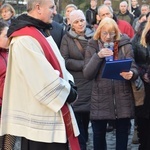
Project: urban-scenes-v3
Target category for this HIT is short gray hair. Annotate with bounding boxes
[141,4,150,10]
[26,0,44,12]
[98,4,113,16]
[120,1,128,6]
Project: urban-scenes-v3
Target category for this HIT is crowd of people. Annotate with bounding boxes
[0,0,149,150]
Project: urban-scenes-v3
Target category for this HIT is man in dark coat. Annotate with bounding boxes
[86,0,98,28]
[117,1,134,25]
[50,21,64,48]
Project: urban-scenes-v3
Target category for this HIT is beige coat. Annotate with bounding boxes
[0,35,79,143]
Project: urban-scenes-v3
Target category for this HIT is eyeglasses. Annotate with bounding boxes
[101,31,116,37]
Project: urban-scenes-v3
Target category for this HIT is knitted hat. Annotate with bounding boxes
[69,10,85,26]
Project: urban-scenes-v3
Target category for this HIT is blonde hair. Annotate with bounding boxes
[0,3,16,17]
[65,4,77,12]
[140,16,150,47]
[93,17,121,40]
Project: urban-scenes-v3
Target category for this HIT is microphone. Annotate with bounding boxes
[104,42,109,48]
[109,42,114,50]
[105,42,114,61]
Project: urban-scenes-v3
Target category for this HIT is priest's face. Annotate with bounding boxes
[38,0,55,23]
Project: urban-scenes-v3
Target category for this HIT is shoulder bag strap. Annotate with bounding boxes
[74,39,84,55]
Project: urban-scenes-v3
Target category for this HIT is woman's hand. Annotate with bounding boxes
[98,48,113,58]
[120,71,133,80]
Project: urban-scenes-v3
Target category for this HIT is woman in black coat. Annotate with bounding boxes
[131,16,150,150]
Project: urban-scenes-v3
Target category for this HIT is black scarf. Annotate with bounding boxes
[7,14,52,37]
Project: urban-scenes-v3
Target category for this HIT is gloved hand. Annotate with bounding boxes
[66,80,78,104]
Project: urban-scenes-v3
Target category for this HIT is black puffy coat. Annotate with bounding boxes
[131,22,150,119]
[50,21,64,48]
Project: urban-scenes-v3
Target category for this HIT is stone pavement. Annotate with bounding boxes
[14,120,139,150]
[87,119,139,150]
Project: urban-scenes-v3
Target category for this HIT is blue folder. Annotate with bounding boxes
[102,59,132,80]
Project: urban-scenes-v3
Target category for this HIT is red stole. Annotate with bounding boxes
[10,26,80,150]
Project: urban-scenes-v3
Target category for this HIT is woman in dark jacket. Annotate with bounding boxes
[83,17,138,150]
[131,16,150,150]
[60,9,94,150]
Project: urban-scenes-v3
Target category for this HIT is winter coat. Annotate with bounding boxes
[50,21,64,48]
[131,6,141,19]
[86,7,98,27]
[61,18,70,34]
[83,34,138,120]
[132,33,150,70]
[117,19,134,38]
[53,13,63,24]
[131,21,150,119]
[60,27,94,112]
[117,10,134,25]
[0,49,7,107]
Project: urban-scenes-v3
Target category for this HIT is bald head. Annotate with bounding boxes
[27,0,54,12]
[27,0,55,23]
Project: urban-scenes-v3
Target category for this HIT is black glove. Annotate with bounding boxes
[66,80,78,104]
